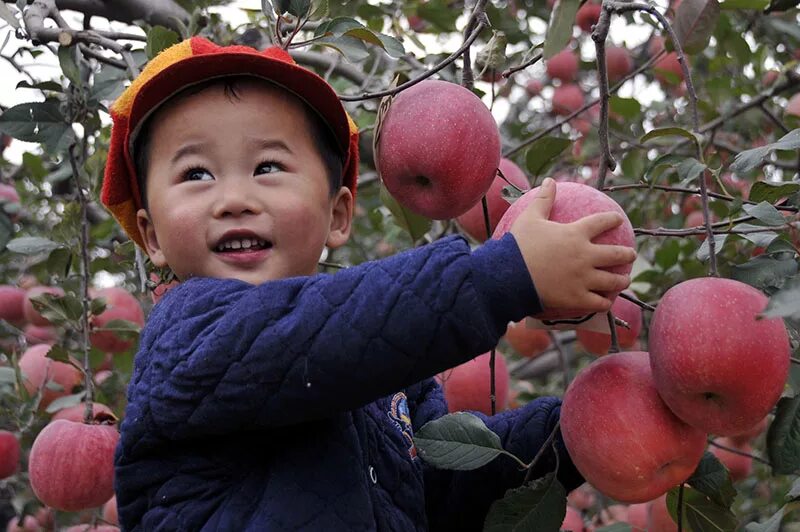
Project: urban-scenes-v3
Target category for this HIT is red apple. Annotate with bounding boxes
[649,277,790,436]
[647,494,681,532]
[0,286,26,325]
[150,273,180,305]
[504,320,551,358]
[606,47,633,82]
[575,2,602,32]
[456,158,530,241]
[560,351,707,503]
[762,70,779,87]
[577,291,642,355]
[376,79,501,219]
[546,49,579,82]
[552,83,585,116]
[0,430,20,479]
[786,93,800,118]
[562,506,584,531]
[23,286,64,326]
[407,14,427,32]
[493,182,636,320]
[51,402,114,423]
[567,484,596,511]
[654,53,684,85]
[525,79,543,97]
[710,437,753,481]
[94,370,113,385]
[627,502,649,531]
[19,344,83,408]
[90,287,144,353]
[437,351,510,415]
[23,324,57,345]
[28,419,118,512]
[102,496,119,526]
[730,416,768,445]
[684,210,716,241]
[648,36,665,58]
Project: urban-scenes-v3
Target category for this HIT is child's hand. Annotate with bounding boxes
[509,178,636,313]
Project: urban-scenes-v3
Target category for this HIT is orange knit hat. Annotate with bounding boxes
[101,37,359,251]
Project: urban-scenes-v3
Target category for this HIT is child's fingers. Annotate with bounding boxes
[576,292,614,313]
[586,270,631,293]
[591,245,637,268]
[576,212,624,237]
[526,178,557,220]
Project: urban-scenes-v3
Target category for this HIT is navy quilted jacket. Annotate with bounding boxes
[114,234,582,531]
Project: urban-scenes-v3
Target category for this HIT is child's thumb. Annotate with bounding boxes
[528,178,556,219]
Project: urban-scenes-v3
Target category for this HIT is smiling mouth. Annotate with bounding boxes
[214,239,273,253]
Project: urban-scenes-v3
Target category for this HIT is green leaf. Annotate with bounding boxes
[667,486,738,532]
[6,237,61,255]
[145,26,180,60]
[501,185,525,205]
[0,101,75,152]
[315,35,370,62]
[764,0,800,13]
[609,96,641,120]
[0,214,13,253]
[95,319,142,339]
[788,478,800,501]
[58,45,82,87]
[31,292,83,326]
[525,137,571,178]
[275,0,312,17]
[416,2,460,32]
[641,127,702,149]
[673,0,721,54]
[0,367,16,385]
[0,2,20,29]
[748,182,800,204]
[44,391,85,414]
[414,412,511,471]
[374,33,405,58]
[90,296,108,317]
[735,224,778,248]
[543,0,581,59]
[730,129,800,174]
[742,201,786,226]
[483,473,567,532]
[655,239,681,270]
[687,452,736,507]
[677,158,707,184]
[314,16,365,37]
[766,395,800,474]
[595,525,633,532]
[719,0,769,8]
[729,255,798,291]
[761,277,800,319]
[696,234,727,262]
[644,154,687,183]
[379,185,432,243]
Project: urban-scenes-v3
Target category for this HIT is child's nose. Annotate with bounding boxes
[212,179,262,218]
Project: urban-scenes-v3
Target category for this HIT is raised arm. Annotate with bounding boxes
[127,234,542,440]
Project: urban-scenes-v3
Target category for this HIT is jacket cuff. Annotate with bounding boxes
[470,233,543,322]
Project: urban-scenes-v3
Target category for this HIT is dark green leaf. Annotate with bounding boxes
[789,478,800,500]
[314,16,365,36]
[667,486,737,532]
[674,0,721,54]
[620,151,646,181]
[696,234,727,262]
[677,158,707,184]
[595,525,632,532]
[315,35,370,62]
[730,255,798,291]
[760,276,800,319]
[6,237,61,255]
[0,2,20,29]
[718,0,768,8]
[58,45,82,87]
[748,182,800,204]
[483,473,566,532]
[742,201,786,226]
[374,33,405,58]
[609,96,641,119]
[414,412,511,471]
[0,214,13,252]
[766,395,800,474]
[730,129,800,173]
[0,101,74,152]
[543,0,580,59]
[145,26,180,60]
[45,344,72,365]
[44,391,85,414]
[764,0,800,13]
[735,224,778,249]
[687,452,736,507]
[525,137,571,178]
[90,296,108,317]
[641,127,702,149]
[379,185,432,243]
[655,240,682,270]
[46,247,72,278]
[276,0,312,17]
[416,1,460,32]
[95,319,142,339]
[644,154,686,184]
[16,80,64,93]
[32,292,83,326]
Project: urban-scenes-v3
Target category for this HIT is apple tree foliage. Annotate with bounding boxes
[0,0,799,529]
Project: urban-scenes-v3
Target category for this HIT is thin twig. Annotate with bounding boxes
[523,420,560,483]
[606,310,619,354]
[635,221,797,237]
[591,1,616,188]
[603,183,799,212]
[677,483,684,532]
[618,291,656,312]
[548,331,570,392]
[707,438,772,466]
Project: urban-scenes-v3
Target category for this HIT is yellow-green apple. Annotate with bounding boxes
[23,286,64,326]
[52,402,114,423]
[0,286,26,325]
[649,277,790,436]
[28,419,118,511]
[493,181,635,320]
[546,49,579,82]
[503,320,550,358]
[552,83,584,115]
[605,47,633,82]
[437,351,509,415]
[90,287,144,353]
[710,437,753,482]
[376,79,501,219]
[0,430,19,479]
[19,344,83,409]
[560,351,707,503]
[562,506,584,532]
[575,2,601,32]
[786,93,800,118]
[577,290,642,355]
[456,158,530,241]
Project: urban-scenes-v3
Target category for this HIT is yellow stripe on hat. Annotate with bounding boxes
[111,40,194,118]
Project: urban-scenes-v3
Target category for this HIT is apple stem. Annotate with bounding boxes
[68,143,95,423]
[676,483,685,532]
[791,356,800,365]
[707,438,772,466]
[606,311,620,354]
[618,291,656,312]
[523,420,560,483]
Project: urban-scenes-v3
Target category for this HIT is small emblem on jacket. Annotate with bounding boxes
[388,392,417,459]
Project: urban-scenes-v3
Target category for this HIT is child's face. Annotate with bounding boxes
[135,81,353,284]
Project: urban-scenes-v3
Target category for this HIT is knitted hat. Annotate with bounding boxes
[101,36,359,251]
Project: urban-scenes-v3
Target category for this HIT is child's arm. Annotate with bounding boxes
[130,232,542,440]
[407,378,582,530]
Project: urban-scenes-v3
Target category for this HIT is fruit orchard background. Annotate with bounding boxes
[0,0,799,530]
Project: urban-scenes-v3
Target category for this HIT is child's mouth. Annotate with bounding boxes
[214,238,272,253]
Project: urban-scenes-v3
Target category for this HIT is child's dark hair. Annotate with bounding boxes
[133,76,345,211]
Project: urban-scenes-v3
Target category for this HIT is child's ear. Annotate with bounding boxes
[326,186,353,249]
[136,208,168,267]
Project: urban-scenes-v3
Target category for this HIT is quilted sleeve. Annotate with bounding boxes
[133,234,543,439]
[410,378,583,532]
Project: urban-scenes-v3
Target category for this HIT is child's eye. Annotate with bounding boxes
[254,161,283,175]
[183,167,214,181]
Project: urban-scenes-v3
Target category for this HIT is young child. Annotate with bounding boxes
[101,37,635,531]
